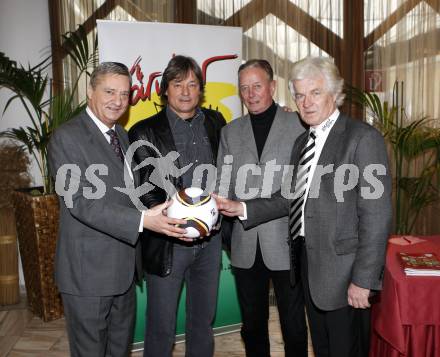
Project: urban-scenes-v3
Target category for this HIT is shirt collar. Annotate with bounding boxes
[166,105,203,128]
[86,106,116,136]
[312,109,339,137]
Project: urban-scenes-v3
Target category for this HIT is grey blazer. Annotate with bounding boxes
[48,111,142,296]
[245,114,392,310]
[217,106,305,270]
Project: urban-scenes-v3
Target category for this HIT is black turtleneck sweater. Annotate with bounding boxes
[250,101,277,159]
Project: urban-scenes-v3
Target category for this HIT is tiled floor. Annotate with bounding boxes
[1,294,314,356]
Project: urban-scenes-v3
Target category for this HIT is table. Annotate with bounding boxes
[370,235,440,357]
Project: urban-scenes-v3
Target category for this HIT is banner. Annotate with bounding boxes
[97,20,243,345]
[97,20,243,127]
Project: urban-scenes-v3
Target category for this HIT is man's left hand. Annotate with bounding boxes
[347,283,370,309]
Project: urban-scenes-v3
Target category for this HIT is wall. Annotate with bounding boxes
[0,0,51,289]
[0,0,51,187]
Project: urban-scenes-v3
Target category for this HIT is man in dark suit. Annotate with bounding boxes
[49,62,186,357]
[217,59,307,357]
[215,56,392,357]
[128,55,226,357]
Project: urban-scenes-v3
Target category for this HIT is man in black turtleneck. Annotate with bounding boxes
[250,100,277,158]
[217,59,307,357]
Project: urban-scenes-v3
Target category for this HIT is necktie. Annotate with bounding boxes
[107,129,124,162]
[289,130,316,240]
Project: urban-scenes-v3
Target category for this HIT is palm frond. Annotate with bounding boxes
[61,24,98,75]
[0,25,98,194]
[48,91,86,130]
[347,83,440,234]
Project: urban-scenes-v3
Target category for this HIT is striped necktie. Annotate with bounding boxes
[107,129,124,162]
[289,130,316,240]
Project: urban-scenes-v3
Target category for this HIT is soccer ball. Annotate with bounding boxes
[167,187,219,239]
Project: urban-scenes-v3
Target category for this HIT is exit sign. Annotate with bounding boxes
[365,70,384,92]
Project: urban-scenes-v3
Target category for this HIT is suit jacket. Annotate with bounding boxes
[48,110,142,296]
[217,107,305,270]
[128,108,226,276]
[245,114,392,310]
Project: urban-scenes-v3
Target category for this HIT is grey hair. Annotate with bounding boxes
[288,57,345,107]
[90,62,131,89]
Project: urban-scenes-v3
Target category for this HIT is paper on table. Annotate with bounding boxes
[389,235,426,246]
[405,270,440,276]
[398,252,440,276]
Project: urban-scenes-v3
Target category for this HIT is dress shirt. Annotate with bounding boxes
[299,109,339,236]
[86,107,144,232]
[167,105,214,190]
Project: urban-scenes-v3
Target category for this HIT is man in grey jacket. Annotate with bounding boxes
[49,62,185,357]
[216,57,392,357]
[217,59,307,357]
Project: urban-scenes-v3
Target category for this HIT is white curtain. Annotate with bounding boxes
[365,0,440,234]
[198,0,440,122]
[365,0,440,124]
[197,0,343,110]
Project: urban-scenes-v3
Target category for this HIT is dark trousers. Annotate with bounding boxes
[299,241,370,357]
[61,282,136,357]
[233,243,307,357]
[144,236,222,357]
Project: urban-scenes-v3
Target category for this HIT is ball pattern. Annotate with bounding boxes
[167,187,219,239]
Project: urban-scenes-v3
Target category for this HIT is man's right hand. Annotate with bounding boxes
[142,201,187,238]
[212,194,244,217]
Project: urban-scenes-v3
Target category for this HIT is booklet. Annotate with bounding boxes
[398,252,440,276]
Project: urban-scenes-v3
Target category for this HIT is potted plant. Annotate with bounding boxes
[0,25,97,321]
[0,25,97,193]
[348,83,440,234]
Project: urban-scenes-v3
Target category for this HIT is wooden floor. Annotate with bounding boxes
[0,294,314,356]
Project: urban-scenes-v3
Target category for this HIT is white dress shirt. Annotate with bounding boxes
[86,107,145,232]
[298,109,339,236]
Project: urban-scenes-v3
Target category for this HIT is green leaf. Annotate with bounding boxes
[61,24,98,75]
[0,25,97,194]
[347,82,440,234]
